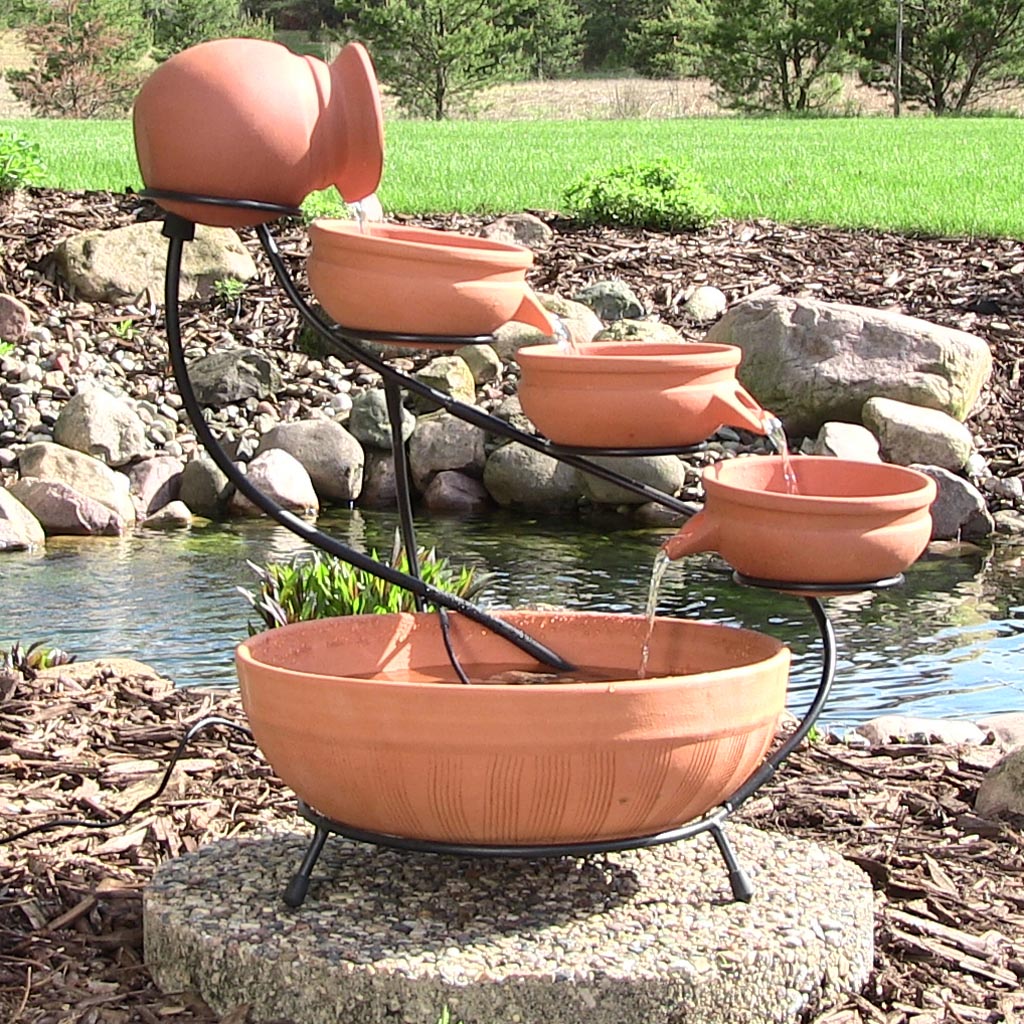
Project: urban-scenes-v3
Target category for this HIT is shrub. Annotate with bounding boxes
[563,159,719,232]
[0,129,45,194]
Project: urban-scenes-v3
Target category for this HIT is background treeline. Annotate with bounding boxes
[3,0,1024,119]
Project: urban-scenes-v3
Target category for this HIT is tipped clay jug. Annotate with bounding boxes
[133,39,384,228]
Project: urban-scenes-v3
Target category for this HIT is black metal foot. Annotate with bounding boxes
[283,824,329,907]
[710,823,754,902]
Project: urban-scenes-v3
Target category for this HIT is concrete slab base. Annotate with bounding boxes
[144,824,873,1024]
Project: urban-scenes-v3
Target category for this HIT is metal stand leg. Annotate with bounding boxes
[283,823,329,908]
[710,823,754,902]
[384,378,424,610]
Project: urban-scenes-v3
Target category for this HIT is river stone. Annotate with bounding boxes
[141,500,192,530]
[994,509,1024,535]
[976,747,1024,817]
[347,388,416,450]
[0,486,45,551]
[54,221,257,304]
[408,412,486,492]
[483,442,582,510]
[358,450,399,509]
[592,319,683,344]
[977,712,1024,751]
[52,387,149,467]
[0,294,31,343]
[573,280,645,321]
[478,213,553,247]
[811,422,881,461]
[577,455,686,506]
[186,349,282,408]
[126,455,184,517]
[683,285,728,322]
[541,294,604,345]
[855,715,988,747]
[179,453,231,518]
[455,343,502,385]
[422,470,490,514]
[705,296,993,436]
[254,420,364,504]
[228,449,319,518]
[411,356,476,413]
[492,322,549,360]
[863,397,974,471]
[8,477,127,536]
[17,441,136,524]
[911,464,993,541]
[490,395,536,437]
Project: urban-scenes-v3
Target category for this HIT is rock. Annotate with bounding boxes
[142,500,193,530]
[994,509,1024,535]
[577,455,686,506]
[572,280,645,321]
[539,295,603,346]
[491,321,550,360]
[811,422,881,462]
[126,455,184,517]
[975,747,1024,818]
[981,474,1024,503]
[186,348,282,408]
[478,213,553,247]
[0,487,45,551]
[976,712,1024,751]
[592,319,683,344]
[228,449,319,518]
[483,442,582,510]
[863,397,974,471]
[17,441,136,524]
[54,221,257,304]
[855,715,988,747]
[911,465,994,541]
[347,388,415,450]
[422,471,491,514]
[411,355,476,412]
[0,294,32,343]
[490,395,536,437]
[706,296,993,436]
[179,454,231,518]
[8,477,127,536]
[683,286,728,322]
[358,450,399,509]
[632,501,686,527]
[455,344,502,385]
[408,412,486,492]
[254,420,364,504]
[52,387,149,467]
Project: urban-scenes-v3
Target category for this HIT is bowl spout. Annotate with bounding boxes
[512,289,559,335]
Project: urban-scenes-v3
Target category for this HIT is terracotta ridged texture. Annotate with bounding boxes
[306,220,560,338]
[133,39,384,228]
[235,611,790,845]
[516,342,768,448]
[664,456,937,583]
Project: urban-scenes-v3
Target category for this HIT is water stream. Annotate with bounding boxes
[2,508,1022,730]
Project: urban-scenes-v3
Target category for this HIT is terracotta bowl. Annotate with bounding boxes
[235,610,790,845]
[306,220,559,339]
[516,342,768,448]
[663,456,937,584]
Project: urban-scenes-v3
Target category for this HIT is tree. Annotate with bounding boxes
[518,0,585,80]
[699,0,869,111]
[860,0,1024,114]
[625,0,711,78]
[576,0,663,69]
[148,0,273,61]
[336,0,533,119]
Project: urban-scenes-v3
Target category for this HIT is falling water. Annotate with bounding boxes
[763,414,799,494]
[347,198,372,235]
[554,316,578,353]
[638,548,673,679]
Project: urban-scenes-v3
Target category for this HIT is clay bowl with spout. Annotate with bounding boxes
[235,609,790,845]
[515,342,768,448]
[306,220,559,343]
[663,456,937,585]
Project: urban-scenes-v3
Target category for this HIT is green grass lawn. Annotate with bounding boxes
[5,116,1024,237]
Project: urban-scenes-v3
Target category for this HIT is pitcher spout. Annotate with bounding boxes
[709,382,770,436]
[512,289,560,336]
[662,511,719,562]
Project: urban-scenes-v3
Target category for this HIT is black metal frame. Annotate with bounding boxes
[148,190,891,909]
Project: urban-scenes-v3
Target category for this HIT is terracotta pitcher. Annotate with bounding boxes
[133,39,384,228]
[663,456,936,584]
[516,342,768,448]
[306,219,560,339]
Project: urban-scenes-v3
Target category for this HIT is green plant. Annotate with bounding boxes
[111,318,136,340]
[239,538,488,632]
[0,340,14,356]
[212,277,246,304]
[0,129,45,194]
[2,640,76,680]
[564,159,718,232]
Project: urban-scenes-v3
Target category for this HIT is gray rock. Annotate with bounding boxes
[411,355,476,413]
[911,464,994,541]
[179,454,231,518]
[18,441,136,524]
[811,422,881,461]
[422,471,490,514]
[483,442,582,510]
[489,395,536,437]
[863,397,974,471]
[347,388,415,450]
[408,413,486,493]
[976,747,1024,818]
[573,280,645,321]
[141,500,193,530]
[537,295,603,346]
[856,715,988,747]
[982,474,1024,503]
[591,319,683,344]
[478,213,553,247]
[994,509,1024,535]
[577,455,686,506]
[9,477,126,536]
[706,296,993,436]
[455,344,502,385]
[254,420,363,504]
[491,322,551,360]
[126,455,184,517]
[683,286,728,322]
[0,294,32,343]
[358,450,399,509]
[976,712,1024,751]
[186,349,282,408]
[55,221,257,304]
[52,387,149,467]
[228,449,319,518]
[0,487,45,551]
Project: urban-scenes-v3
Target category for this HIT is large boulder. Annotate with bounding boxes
[52,388,149,467]
[9,478,127,536]
[408,413,486,493]
[573,280,645,321]
[254,420,364,504]
[0,487,45,551]
[228,449,319,518]
[705,296,992,436]
[54,221,256,304]
[912,464,994,541]
[483,442,582,510]
[347,388,415,450]
[976,747,1024,818]
[411,355,476,413]
[576,455,686,506]
[126,455,184,517]
[862,397,974,471]
[179,453,232,518]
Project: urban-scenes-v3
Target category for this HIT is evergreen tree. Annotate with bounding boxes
[625,0,711,78]
[519,0,585,80]
[148,0,273,61]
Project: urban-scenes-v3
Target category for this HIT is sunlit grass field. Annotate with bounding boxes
[4,116,1024,237]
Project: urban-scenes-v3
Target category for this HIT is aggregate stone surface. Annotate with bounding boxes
[144,824,873,1024]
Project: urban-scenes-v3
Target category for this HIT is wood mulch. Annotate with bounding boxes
[1,661,1022,1024]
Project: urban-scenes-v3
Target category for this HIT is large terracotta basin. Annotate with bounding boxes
[664,456,937,584]
[235,610,789,845]
[516,342,768,448]
[306,220,559,339]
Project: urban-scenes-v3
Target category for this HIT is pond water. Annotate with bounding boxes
[2,508,1023,731]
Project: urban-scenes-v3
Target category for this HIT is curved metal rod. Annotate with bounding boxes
[255,223,702,518]
[160,215,573,672]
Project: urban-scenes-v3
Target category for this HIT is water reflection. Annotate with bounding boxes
[2,509,1022,728]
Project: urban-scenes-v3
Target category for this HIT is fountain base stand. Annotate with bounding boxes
[144,826,873,1024]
